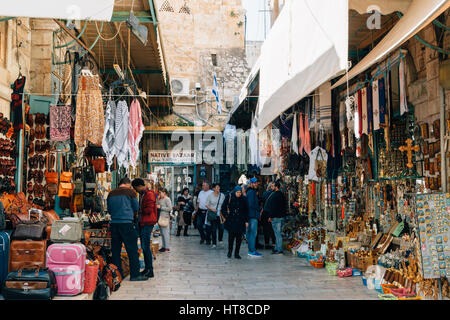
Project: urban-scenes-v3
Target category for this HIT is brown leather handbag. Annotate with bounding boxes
[60,154,72,182]
[90,157,106,173]
[58,182,74,198]
[45,151,58,184]
[8,240,47,272]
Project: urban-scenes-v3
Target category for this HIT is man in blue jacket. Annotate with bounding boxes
[107,177,148,281]
[246,177,263,257]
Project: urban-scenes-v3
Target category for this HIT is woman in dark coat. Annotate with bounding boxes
[221,186,248,259]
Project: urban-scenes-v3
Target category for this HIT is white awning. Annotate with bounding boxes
[0,0,115,21]
[331,0,450,89]
[255,0,348,131]
[237,56,261,107]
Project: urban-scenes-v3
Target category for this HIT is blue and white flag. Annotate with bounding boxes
[212,74,222,114]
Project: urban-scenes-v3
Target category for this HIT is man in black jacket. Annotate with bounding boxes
[264,181,286,254]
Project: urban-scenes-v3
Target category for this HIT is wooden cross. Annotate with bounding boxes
[379,115,390,152]
[398,138,420,169]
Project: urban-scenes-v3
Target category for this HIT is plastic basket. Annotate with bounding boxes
[381,284,397,294]
[297,251,308,258]
[337,268,353,278]
[362,277,367,286]
[83,263,99,294]
[352,269,362,276]
[378,293,398,300]
[312,261,325,268]
[325,262,338,276]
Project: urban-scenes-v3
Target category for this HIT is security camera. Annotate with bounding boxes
[195,83,201,91]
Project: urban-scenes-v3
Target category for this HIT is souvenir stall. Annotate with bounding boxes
[253,46,449,300]
[0,49,147,299]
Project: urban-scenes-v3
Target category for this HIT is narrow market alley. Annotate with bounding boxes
[110,233,378,300]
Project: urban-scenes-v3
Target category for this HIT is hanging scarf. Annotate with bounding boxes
[399,57,408,115]
[11,76,26,132]
[378,78,387,125]
[249,119,259,165]
[357,89,363,138]
[367,84,373,134]
[361,87,368,135]
[128,99,144,169]
[298,112,305,154]
[354,92,360,140]
[49,105,71,141]
[113,100,130,170]
[102,100,117,171]
[372,80,380,130]
[291,112,298,155]
[304,114,311,156]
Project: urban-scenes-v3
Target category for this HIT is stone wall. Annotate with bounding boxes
[154,0,249,129]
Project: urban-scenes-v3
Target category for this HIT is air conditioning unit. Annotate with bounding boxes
[170,78,190,96]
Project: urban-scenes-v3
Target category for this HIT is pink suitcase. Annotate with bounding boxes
[46,243,86,296]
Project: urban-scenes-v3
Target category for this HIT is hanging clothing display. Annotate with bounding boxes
[113,100,130,170]
[291,112,299,155]
[128,99,144,169]
[271,124,282,173]
[11,76,26,132]
[249,119,259,165]
[399,57,408,115]
[372,80,380,131]
[102,100,117,171]
[74,75,105,148]
[361,87,368,135]
[339,101,346,132]
[224,124,237,165]
[49,105,71,141]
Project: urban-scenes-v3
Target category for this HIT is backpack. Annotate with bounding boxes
[103,263,122,292]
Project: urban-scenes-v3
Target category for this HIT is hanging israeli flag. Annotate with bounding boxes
[212,74,222,114]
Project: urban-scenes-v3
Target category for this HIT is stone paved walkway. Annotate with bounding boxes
[110,230,379,300]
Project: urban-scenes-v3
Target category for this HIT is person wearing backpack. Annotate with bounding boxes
[132,178,157,278]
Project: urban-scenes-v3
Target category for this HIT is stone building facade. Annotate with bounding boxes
[154,0,250,129]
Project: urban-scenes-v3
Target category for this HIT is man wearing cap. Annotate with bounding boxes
[246,177,263,257]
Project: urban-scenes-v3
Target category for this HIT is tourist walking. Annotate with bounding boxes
[196,181,213,244]
[221,186,248,259]
[265,181,286,254]
[131,178,157,278]
[246,177,263,257]
[157,188,173,252]
[261,182,276,249]
[176,187,194,236]
[205,183,225,248]
[107,177,147,281]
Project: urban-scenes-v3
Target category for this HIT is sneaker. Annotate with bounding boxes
[159,248,165,253]
[271,250,283,254]
[234,255,242,259]
[227,252,232,258]
[247,251,262,257]
[218,241,223,246]
[165,248,170,252]
[211,245,216,248]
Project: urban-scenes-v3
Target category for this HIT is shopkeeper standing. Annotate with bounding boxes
[107,177,148,281]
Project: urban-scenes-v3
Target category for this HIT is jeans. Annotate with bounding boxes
[271,218,283,252]
[197,210,207,241]
[218,223,224,242]
[160,226,170,249]
[206,219,220,245]
[139,225,154,273]
[246,218,258,253]
[261,215,276,245]
[111,223,140,279]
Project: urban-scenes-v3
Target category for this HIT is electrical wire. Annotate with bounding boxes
[95,21,124,41]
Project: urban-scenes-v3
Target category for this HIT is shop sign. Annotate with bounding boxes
[148,150,196,164]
